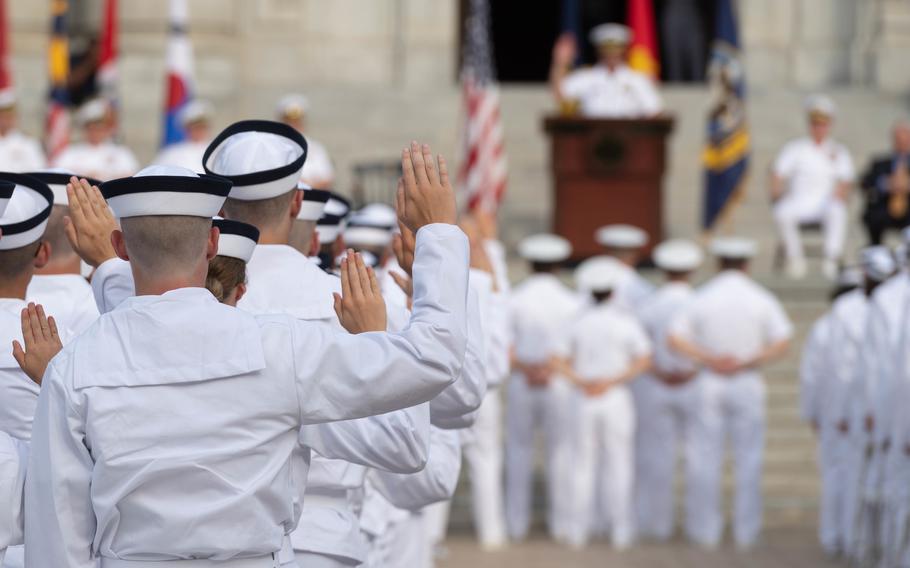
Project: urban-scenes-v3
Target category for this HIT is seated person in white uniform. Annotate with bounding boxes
[550,23,662,118]
[0,89,45,172]
[52,98,139,181]
[277,94,335,189]
[771,94,854,280]
[153,99,216,173]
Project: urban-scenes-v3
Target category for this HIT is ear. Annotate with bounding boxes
[289,190,303,220]
[234,282,247,304]
[308,230,320,258]
[33,241,51,269]
[206,226,220,261]
[111,229,130,261]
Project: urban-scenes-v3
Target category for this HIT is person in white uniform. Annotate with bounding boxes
[771,95,854,280]
[813,250,894,557]
[505,234,581,542]
[23,171,101,334]
[277,94,335,189]
[575,224,653,312]
[0,89,45,172]
[316,192,352,272]
[0,432,27,566]
[669,237,793,550]
[21,139,471,566]
[153,99,216,173]
[550,23,662,118]
[634,239,708,543]
[52,98,139,181]
[558,260,652,550]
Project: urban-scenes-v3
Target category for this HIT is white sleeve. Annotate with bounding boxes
[634,76,663,115]
[116,147,140,178]
[773,143,799,178]
[24,362,97,568]
[367,427,462,511]
[560,70,590,100]
[836,146,856,182]
[429,269,491,427]
[299,404,430,474]
[0,434,27,551]
[627,320,652,358]
[292,224,469,423]
[25,139,47,171]
[91,258,135,314]
[764,297,794,343]
[798,318,824,423]
[482,239,510,296]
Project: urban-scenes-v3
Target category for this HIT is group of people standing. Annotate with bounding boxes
[801,233,910,566]
[506,225,793,551]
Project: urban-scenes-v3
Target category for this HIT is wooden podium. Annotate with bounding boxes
[543,115,675,262]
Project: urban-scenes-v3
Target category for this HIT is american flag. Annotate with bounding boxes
[459,0,507,212]
[45,0,70,160]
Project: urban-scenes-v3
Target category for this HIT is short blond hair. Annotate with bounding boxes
[223,189,296,231]
[120,215,212,274]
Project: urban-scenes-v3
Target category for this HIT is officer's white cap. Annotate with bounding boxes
[595,224,648,249]
[710,236,758,259]
[836,267,864,289]
[0,89,16,110]
[276,94,309,120]
[518,234,572,263]
[296,182,331,221]
[203,120,307,201]
[575,256,624,292]
[589,23,632,46]
[317,192,352,245]
[0,179,13,217]
[344,203,398,248]
[77,98,111,126]
[101,165,231,219]
[212,217,259,263]
[0,173,53,250]
[805,94,836,118]
[335,249,379,269]
[861,246,896,282]
[179,99,214,127]
[26,169,102,206]
[653,239,704,272]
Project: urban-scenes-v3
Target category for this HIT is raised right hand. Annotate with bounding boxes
[12,303,63,386]
[552,33,577,68]
[64,177,118,268]
[397,142,457,233]
[333,251,388,334]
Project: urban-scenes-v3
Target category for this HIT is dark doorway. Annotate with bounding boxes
[460,0,716,84]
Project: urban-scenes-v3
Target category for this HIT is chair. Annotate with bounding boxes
[772,221,825,272]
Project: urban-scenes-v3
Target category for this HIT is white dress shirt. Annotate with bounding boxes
[25,224,469,566]
[773,136,854,213]
[670,270,793,380]
[638,281,697,376]
[561,64,662,118]
[27,274,100,335]
[152,140,209,173]
[561,302,651,382]
[510,273,581,366]
[800,313,832,425]
[52,141,140,181]
[825,290,869,426]
[0,131,45,172]
[0,299,37,442]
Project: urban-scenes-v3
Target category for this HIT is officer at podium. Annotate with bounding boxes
[550,23,663,118]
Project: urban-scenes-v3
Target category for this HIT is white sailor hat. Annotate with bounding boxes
[653,239,704,272]
[179,99,214,127]
[0,89,16,110]
[26,169,102,206]
[0,173,53,250]
[335,249,379,269]
[296,182,332,221]
[203,120,308,202]
[276,94,309,120]
[710,236,758,259]
[860,246,896,282]
[835,267,864,289]
[213,217,259,263]
[317,192,352,245]
[589,23,632,46]
[344,203,398,248]
[0,179,15,218]
[518,233,572,263]
[100,165,232,219]
[76,98,111,126]
[805,94,836,119]
[595,224,648,249]
[575,256,624,293]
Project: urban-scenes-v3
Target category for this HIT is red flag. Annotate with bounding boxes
[627,0,659,79]
[98,0,118,102]
[0,0,10,90]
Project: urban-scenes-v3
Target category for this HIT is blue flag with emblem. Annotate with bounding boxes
[701,0,749,232]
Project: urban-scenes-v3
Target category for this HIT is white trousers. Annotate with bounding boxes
[566,386,635,549]
[688,373,766,549]
[817,423,851,554]
[634,376,706,541]
[773,196,847,263]
[463,389,507,546]
[505,375,573,540]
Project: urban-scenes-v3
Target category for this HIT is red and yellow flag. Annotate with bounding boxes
[627,0,659,79]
